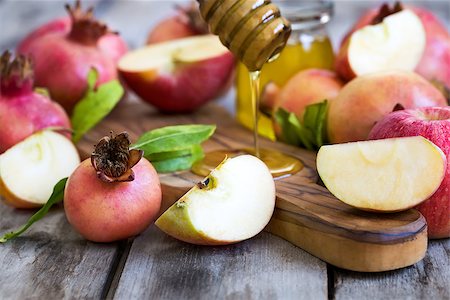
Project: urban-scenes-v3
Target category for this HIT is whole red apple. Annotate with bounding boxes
[327,70,447,143]
[369,106,450,239]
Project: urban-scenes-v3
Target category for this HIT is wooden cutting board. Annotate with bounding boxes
[78,102,427,272]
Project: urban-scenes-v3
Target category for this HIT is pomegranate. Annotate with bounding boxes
[146,2,209,44]
[64,132,162,242]
[17,0,128,113]
[0,51,71,153]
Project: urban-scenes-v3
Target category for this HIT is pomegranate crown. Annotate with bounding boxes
[66,0,116,45]
[371,2,404,25]
[176,2,209,35]
[91,132,144,183]
[0,50,34,96]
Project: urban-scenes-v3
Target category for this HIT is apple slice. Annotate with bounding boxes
[317,136,446,212]
[155,155,276,245]
[118,35,235,113]
[336,9,426,80]
[0,130,80,208]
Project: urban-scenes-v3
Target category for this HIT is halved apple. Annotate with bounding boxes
[155,155,276,245]
[0,130,80,208]
[118,35,235,113]
[317,136,446,212]
[335,9,426,80]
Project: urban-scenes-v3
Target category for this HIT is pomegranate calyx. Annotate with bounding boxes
[91,132,144,183]
[0,50,34,96]
[175,3,209,34]
[371,2,403,25]
[66,0,115,46]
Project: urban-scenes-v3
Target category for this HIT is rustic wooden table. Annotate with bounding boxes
[1,1,449,299]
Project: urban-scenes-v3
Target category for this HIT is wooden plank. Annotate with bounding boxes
[113,226,327,300]
[333,239,450,300]
[78,102,427,272]
[0,202,120,299]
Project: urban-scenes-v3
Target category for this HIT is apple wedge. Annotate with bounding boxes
[118,35,234,113]
[317,136,446,212]
[0,130,80,208]
[155,155,276,245]
[335,9,426,80]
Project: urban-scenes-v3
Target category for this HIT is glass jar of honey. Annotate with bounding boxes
[235,0,335,140]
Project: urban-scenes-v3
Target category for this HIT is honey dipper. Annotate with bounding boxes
[197,0,292,71]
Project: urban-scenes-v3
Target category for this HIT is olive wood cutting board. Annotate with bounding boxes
[78,102,427,272]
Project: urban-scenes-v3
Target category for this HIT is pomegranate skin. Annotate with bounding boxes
[0,92,71,153]
[64,158,162,243]
[17,16,128,112]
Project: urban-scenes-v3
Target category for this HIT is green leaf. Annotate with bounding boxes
[152,145,204,173]
[131,125,216,154]
[0,178,68,243]
[147,148,193,161]
[34,87,50,97]
[302,100,328,148]
[274,109,301,145]
[274,100,329,151]
[71,68,124,143]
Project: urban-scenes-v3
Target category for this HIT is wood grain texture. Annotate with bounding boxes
[0,203,120,299]
[333,239,450,300]
[113,226,327,300]
[78,103,428,272]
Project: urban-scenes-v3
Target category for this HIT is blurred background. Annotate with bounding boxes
[1,0,449,113]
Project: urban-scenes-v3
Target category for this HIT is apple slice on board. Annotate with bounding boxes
[118,35,234,113]
[336,9,426,80]
[0,130,80,208]
[317,136,446,212]
[155,155,276,245]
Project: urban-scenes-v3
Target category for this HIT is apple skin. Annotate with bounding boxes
[327,71,447,144]
[338,5,450,87]
[64,158,162,243]
[412,7,450,88]
[120,52,235,113]
[260,69,343,139]
[369,107,450,239]
[275,69,344,117]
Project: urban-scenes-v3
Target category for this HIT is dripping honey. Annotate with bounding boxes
[236,39,335,140]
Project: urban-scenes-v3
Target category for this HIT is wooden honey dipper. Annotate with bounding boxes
[197,0,292,71]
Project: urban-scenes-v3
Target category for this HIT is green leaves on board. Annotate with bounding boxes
[0,178,68,243]
[71,68,124,143]
[274,100,328,151]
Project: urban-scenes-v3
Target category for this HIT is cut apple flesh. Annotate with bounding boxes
[0,130,80,207]
[118,35,230,73]
[317,136,446,212]
[348,9,426,76]
[155,155,276,245]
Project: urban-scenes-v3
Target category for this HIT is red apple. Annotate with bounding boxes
[412,7,450,88]
[327,71,447,143]
[146,3,208,44]
[118,35,235,113]
[335,7,426,81]
[369,107,450,239]
[274,69,343,117]
[338,4,450,87]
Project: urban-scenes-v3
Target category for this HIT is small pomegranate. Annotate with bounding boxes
[64,132,162,242]
[0,51,71,153]
[17,0,128,113]
[146,2,209,44]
